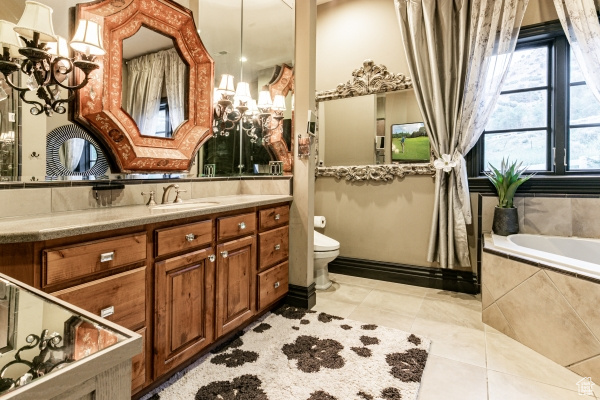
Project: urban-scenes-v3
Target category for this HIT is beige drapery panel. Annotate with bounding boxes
[553,0,600,102]
[164,48,187,132]
[395,0,528,268]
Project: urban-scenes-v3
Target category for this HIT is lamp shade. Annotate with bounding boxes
[234,81,252,104]
[272,94,286,111]
[47,35,69,57]
[246,99,258,115]
[14,1,57,43]
[0,20,24,59]
[70,20,105,56]
[257,89,272,109]
[217,74,235,95]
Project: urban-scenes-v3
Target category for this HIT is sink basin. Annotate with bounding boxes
[151,201,220,211]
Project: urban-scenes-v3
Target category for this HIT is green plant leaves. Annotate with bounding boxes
[484,158,533,208]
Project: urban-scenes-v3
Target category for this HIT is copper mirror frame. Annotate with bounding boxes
[71,0,214,172]
[267,63,294,173]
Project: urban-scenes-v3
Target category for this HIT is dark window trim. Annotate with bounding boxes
[468,20,600,195]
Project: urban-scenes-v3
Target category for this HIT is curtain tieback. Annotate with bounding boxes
[433,153,457,172]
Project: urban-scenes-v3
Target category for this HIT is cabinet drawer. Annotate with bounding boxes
[51,267,146,329]
[257,261,288,311]
[259,205,289,230]
[258,226,289,270]
[131,326,146,394]
[156,220,213,257]
[43,233,146,287]
[217,212,256,241]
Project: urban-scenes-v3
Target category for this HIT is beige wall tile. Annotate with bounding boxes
[546,270,600,341]
[240,180,262,195]
[481,283,494,310]
[496,271,600,366]
[417,355,488,400]
[482,303,518,341]
[191,181,219,198]
[261,179,291,195]
[488,370,585,400]
[572,198,600,238]
[481,252,539,301]
[569,354,600,387]
[523,197,572,236]
[51,186,104,212]
[0,188,52,218]
[112,184,158,207]
[216,180,241,196]
[481,195,498,233]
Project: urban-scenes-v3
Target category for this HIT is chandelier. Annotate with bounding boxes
[213,75,287,144]
[0,1,105,117]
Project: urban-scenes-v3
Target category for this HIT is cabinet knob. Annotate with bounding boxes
[100,252,114,263]
[208,254,216,262]
[275,214,280,220]
[221,250,228,258]
[274,244,281,251]
[185,233,196,242]
[238,222,246,230]
[274,281,280,289]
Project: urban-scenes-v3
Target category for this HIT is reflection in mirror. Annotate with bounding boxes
[0,279,16,354]
[46,124,108,177]
[0,77,17,179]
[121,27,189,138]
[59,138,97,173]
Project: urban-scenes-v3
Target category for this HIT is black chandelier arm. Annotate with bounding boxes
[3,74,32,93]
[18,90,45,116]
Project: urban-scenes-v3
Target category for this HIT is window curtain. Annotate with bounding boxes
[125,52,165,136]
[395,0,528,268]
[553,0,600,102]
[60,138,85,172]
[163,48,187,132]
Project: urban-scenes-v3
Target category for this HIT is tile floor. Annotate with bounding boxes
[314,273,598,400]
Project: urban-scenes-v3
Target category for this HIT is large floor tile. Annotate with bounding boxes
[411,317,486,368]
[328,273,382,289]
[347,305,414,331]
[316,281,372,305]
[359,289,425,317]
[417,355,487,400]
[375,280,435,296]
[313,297,358,318]
[416,297,484,330]
[488,370,593,400]
[485,331,585,391]
[424,289,481,308]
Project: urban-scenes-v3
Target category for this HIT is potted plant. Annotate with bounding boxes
[485,158,533,236]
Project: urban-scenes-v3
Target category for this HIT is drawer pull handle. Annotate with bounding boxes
[100,252,114,263]
[221,250,228,258]
[274,281,280,289]
[185,233,196,242]
[238,222,246,230]
[208,254,216,262]
[275,214,280,220]
[100,306,114,318]
[274,244,281,251]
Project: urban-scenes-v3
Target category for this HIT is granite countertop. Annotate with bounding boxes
[0,194,293,243]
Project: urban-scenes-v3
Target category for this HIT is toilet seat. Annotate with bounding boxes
[314,230,339,251]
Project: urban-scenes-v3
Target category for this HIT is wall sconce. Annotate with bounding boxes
[0,1,106,117]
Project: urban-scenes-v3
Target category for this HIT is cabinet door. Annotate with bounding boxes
[216,236,256,338]
[154,247,215,378]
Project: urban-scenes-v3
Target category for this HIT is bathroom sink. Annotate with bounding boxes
[150,201,220,211]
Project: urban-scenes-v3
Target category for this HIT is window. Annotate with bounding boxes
[470,22,600,177]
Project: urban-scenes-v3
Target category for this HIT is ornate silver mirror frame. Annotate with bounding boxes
[315,59,435,182]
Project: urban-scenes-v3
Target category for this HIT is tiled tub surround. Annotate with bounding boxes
[482,235,600,385]
[0,177,291,220]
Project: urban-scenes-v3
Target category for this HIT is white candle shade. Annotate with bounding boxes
[47,36,69,58]
[257,90,273,109]
[272,94,286,111]
[14,1,57,43]
[70,20,105,56]
[234,81,252,103]
[217,74,235,95]
[0,20,24,59]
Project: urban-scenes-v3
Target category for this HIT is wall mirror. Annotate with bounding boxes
[316,59,436,182]
[0,0,294,182]
[46,124,108,177]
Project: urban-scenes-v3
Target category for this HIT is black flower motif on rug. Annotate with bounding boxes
[211,349,259,368]
[407,334,421,346]
[211,331,245,354]
[386,348,429,382]
[253,323,272,333]
[351,346,372,357]
[273,305,316,320]
[361,324,378,330]
[195,374,267,400]
[318,312,344,323]
[341,324,352,330]
[360,335,380,346]
[282,335,345,372]
[381,387,402,400]
[307,391,338,400]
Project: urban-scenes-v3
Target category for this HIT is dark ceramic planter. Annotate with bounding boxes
[492,207,519,236]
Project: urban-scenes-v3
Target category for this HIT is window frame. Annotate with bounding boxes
[467,20,600,194]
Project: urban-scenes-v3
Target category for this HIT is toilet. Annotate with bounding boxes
[314,230,340,290]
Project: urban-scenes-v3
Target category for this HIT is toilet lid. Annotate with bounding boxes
[314,230,339,251]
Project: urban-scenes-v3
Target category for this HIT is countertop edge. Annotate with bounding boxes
[0,195,293,244]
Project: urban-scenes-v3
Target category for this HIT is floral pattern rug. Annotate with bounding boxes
[142,305,431,400]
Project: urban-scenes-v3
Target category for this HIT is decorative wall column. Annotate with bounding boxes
[288,0,317,308]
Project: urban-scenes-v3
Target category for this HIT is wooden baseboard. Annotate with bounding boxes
[285,283,316,309]
[329,257,479,295]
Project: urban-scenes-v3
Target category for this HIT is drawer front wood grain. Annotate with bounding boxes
[259,205,289,230]
[51,267,146,329]
[217,212,256,242]
[258,261,288,311]
[258,226,289,270]
[131,326,146,394]
[156,220,213,258]
[43,233,146,287]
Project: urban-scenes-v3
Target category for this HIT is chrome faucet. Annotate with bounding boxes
[162,184,179,204]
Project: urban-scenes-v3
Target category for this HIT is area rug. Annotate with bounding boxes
[142,305,431,400]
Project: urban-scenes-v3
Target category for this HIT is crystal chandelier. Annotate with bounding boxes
[0,1,105,117]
